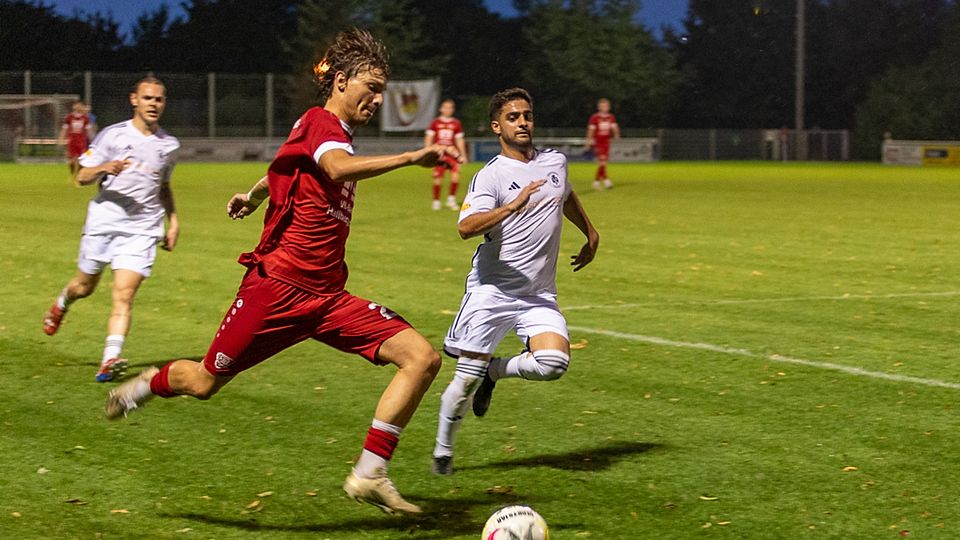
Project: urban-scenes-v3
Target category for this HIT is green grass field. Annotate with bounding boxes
[2,160,960,539]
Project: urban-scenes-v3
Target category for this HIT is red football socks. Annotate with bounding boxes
[363,426,400,460]
[149,362,178,398]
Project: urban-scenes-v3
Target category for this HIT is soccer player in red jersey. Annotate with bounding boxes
[424,99,467,210]
[58,100,93,177]
[585,98,620,190]
[104,29,459,515]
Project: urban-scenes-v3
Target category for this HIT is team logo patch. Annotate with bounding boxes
[549,172,561,187]
[214,352,234,370]
[461,202,471,211]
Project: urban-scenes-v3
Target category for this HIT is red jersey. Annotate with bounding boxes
[588,112,618,144]
[63,112,90,141]
[426,116,463,147]
[239,107,356,295]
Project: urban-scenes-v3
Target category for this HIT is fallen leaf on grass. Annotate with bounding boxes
[65,498,88,506]
[110,509,129,514]
[842,466,859,472]
[175,528,193,533]
[256,491,273,498]
[37,467,49,475]
[11,512,22,518]
[199,495,211,500]
[245,500,262,509]
[305,491,317,497]
[575,532,592,538]
[570,339,588,350]
[698,495,718,501]
[717,521,731,526]
[485,485,513,495]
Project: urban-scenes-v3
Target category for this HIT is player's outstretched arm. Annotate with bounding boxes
[457,179,546,239]
[319,145,459,184]
[75,160,129,186]
[227,175,268,220]
[563,191,599,272]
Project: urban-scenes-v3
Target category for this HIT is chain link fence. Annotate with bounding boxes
[1,70,850,162]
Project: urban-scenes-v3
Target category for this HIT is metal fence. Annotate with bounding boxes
[1,70,850,162]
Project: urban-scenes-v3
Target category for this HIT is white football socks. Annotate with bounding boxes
[488,349,569,381]
[434,357,488,457]
[102,334,125,364]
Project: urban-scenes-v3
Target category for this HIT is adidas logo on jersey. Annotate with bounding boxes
[508,181,521,190]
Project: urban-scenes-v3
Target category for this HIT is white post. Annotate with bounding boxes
[265,73,274,138]
[208,72,216,138]
[795,0,807,160]
[84,70,93,107]
[24,70,32,137]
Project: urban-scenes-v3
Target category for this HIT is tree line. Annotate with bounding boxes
[3,0,958,157]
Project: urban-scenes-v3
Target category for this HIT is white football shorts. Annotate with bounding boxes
[444,292,569,356]
[77,233,159,277]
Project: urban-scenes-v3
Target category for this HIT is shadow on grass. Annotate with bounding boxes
[166,493,527,538]
[458,441,664,472]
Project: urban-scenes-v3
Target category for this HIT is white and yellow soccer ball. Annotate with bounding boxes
[481,505,550,540]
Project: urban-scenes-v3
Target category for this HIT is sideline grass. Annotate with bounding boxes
[1,161,959,539]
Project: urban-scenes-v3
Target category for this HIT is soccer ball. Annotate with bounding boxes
[481,505,550,540]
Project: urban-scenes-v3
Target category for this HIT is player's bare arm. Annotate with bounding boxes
[562,192,599,271]
[318,145,459,184]
[457,179,546,239]
[75,160,129,186]
[227,175,268,220]
[455,135,468,164]
[159,183,179,251]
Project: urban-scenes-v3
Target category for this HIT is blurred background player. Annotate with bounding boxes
[58,100,94,178]
[424,99,467,210]
[585,97,620,190]
[104,29,459,515]
[42,77,180,382]
[432,87,599,475]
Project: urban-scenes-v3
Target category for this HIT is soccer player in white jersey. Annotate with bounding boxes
[42,76,180,382]
[431,87,599,475]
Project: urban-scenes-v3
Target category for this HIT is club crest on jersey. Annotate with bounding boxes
[548,172,561,187]
[214,352,234,370]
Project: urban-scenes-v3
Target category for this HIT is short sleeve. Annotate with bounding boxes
[425,118,438,135]
[458,169,499,222]
[307,111,354,163]
[161,148,178,184]
[77,127,114,167]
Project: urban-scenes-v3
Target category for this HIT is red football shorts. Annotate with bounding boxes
[594,141,610,161]
[66,138,87,159]
[202,268,412,376]
[432,155,460,177]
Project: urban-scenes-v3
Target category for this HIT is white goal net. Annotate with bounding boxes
[0,94,79,162]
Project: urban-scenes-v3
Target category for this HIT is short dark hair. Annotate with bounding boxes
[489,87,533,121]
[313,28,390,102]
[132,76,165,95]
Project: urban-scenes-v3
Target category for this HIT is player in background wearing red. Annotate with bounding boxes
[58,100,94,178]
[584,98,620,190]
[104,29,458,515]
[424,99,467,210]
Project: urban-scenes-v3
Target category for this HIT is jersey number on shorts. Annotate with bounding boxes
[368,302,397,320]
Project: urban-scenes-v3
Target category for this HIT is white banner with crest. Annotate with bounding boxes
[380,79,440,132]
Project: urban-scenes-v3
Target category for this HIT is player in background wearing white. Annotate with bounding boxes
[585,97,620,190]
[431,88,599,475]
[424,99,468,210]
[42,77,180,383]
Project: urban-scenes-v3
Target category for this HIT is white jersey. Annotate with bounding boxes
[78,120,180,237]
[459,148,571,297]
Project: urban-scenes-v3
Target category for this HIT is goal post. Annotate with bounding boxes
[0,94,80,162]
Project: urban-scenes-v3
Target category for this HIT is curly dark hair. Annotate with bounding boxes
[313,29,390,102]
[488,87,533,121]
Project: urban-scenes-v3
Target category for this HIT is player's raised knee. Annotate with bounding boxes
[532,350,570,381]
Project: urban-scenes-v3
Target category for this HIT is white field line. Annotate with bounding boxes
[563,290,960,312]
[567,326,960,391]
